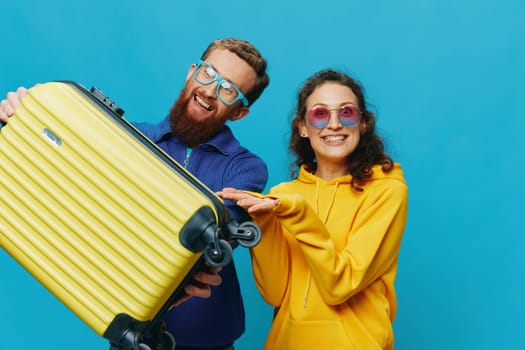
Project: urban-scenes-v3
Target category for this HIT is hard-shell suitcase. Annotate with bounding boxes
[0,81,261,350]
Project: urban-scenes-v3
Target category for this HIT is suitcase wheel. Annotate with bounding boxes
[236,222,262,248]
[149,331,176,350]
[144,320,176,350]
[204,239,232,267]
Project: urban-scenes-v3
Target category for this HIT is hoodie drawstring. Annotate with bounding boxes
[304,181,340,308]
[322,181,339,224]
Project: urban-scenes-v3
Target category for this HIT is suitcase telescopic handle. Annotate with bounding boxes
[89,86,125,117]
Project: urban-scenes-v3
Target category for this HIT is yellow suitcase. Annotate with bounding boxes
[0,81,261,350]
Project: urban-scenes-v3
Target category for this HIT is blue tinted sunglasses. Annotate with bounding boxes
[306,105,361,128]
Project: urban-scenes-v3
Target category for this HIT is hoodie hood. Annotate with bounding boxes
[297,163,406,187]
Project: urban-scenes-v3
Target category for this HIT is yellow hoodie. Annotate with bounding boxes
[249,163,408,350]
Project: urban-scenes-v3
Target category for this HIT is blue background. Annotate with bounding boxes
[1,1,524,349]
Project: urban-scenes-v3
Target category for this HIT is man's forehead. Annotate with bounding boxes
[205,50,237,72]
[204,49,256,89]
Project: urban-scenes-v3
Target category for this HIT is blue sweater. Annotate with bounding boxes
[133,116,268,347]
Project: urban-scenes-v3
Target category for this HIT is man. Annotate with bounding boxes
[0,37,270,350]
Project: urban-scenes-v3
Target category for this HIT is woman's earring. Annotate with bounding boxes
[301,133,307,137]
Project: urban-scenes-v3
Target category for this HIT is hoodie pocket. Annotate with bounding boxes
[277,318,354,350]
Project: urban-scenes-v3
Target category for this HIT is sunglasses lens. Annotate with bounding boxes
[306,107,331,128]
[306,106,361,128]
[339,106,360,126]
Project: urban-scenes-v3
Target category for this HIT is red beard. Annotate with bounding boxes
[168,85,229,147]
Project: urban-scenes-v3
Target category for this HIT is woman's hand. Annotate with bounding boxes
[217,187,279,214]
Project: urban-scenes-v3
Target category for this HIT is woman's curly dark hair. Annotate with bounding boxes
[289,69,393,191]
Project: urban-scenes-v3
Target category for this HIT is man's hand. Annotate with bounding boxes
[0,87,29,123]
[172,264,223,307]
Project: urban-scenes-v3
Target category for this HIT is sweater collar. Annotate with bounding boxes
[154,116,240,155]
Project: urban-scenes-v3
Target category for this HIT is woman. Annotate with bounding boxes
[219,69,408,350]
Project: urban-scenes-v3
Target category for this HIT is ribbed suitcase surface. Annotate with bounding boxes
[0,82,232,342]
